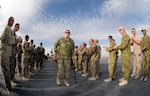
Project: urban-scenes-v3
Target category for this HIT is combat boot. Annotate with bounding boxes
[140,76,145,81]
[119,80,128,86]
[64,79,70,87]
[96,75,99,80]
[119,78,124,82]
[144,76,148,81]
[81,73,88,77]
[88,77,96,81]
[104,77,112,83]
[56,77,61,86]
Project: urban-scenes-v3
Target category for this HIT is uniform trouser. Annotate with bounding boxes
[82,60,88,74]
[30,57,35,72]
[73,58,78,69]
[108,56,117,78]
[57,57,71,79]
[77,59,82,71]
[132,54,141,77]
[96,60,101,74]
[142,56,150,77]
[121,56,130,80]
[22,58,30,77]
[90,61,97,77]
[1,56,11,91]
[16,55,22,74]
[10,54,16,80]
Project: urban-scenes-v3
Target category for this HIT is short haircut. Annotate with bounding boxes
[25,35,29,39]
[131,28,135,30]
[108,35,113,39]
[31,39,34,43]
[15,23,20,26]
[40,42,43,45]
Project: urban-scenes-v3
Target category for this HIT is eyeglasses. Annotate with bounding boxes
[119,29,122,31]
[65,31,70,34]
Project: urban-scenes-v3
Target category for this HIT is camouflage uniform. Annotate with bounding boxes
[106,40,117,79]
[96,44,101,75]
[16,43,23,75]
[77,48,83,72]
[22,41,31,78]
[118,33,131,80]
[88,44,98,79]
[140,35,150,77]
[54,37,74,84]
[10,31,17,81]
[81,47,88,75]
[0,26,15,91]
[29,44,35,73]
[39,46,45,69]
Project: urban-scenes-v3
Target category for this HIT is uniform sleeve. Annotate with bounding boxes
[88,45,97,56]
[106,41,115,52]
[7,28,15,45]
[71,40,75,56]
[54,39,60,54]
[118,35,130,50]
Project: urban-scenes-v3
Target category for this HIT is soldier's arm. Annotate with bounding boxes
[118,36,130,50]
[54,39,60,54]
[88,45,97,56]
[106,41,115,52]
[7,29,16,45]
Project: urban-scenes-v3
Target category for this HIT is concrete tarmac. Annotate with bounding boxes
[12,58,150,96]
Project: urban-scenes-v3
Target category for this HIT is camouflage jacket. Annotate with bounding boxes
[54,37,74,58]
[118,32,131,58]
[22,40,31,58]
[0,26,15,57]
[141,35,150,56]
[17,43,23,55]
[88,44,98,62]
[106,40,117,56]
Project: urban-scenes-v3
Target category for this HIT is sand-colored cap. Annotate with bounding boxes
[141,28,146,31]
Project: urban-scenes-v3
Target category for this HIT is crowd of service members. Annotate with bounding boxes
[53,26,150,87]
[0,17,45,95]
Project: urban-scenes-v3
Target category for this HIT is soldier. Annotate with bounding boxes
[54,29,74,87]
[16,38,23,76]
[103,36,117,83]
[114,26,131,86]
[94,39,102,78]
[81,43,89,77]
[22,35,31,80]
[29,40,35,75]
[0,17,16,92]
[37,43,45,70]
[72,46,78,72]
[10,23,21,86]
[77,44,83,73]
[140,28,150,81]
[88,39,98,81]
[130,28,141,79]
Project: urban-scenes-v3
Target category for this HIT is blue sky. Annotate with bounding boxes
[0,0,150,55]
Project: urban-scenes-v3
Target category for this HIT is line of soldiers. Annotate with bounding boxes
[54,26,150,87]
[0,17,45,95]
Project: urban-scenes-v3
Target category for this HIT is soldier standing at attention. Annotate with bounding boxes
[94,39,102,79]
[29,40,35,75]
[130,28,141,79]
[113,26,131,86]
[103,36,117,83]
[10,23,21,86]
[140,28,150,81]
[16,38,23,76]
[77,44,83,73]
[88,39,98,81]
[22,35,31,80]
[72,46,78,72]
[54,29,74,87]
[0,17,16,92]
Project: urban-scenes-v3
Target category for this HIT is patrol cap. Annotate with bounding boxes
[141,28,146,31]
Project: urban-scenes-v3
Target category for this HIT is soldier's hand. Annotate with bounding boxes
[103,46,108,49]
[113,45,118,49]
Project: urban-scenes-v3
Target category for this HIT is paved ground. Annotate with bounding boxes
[12,58,150,96]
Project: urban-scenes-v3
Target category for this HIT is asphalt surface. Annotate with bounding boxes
[12,58,150,96]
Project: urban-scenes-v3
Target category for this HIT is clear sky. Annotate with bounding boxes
[0,0,150,55]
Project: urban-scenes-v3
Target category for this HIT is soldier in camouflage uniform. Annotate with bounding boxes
[94,39,102,79]
[72,46,78,72]
[114,26,131,86]
[77,44,83,73]
[81,43,89,77]
[103,36,117,83]
[0,17,16,91]
[16,38,23,76]
[140,28,150,81]
[88,39,98,81]
[29,40,35,75]
[10,23,21,86]
[54,29,74,87]
[22,35,31,80]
